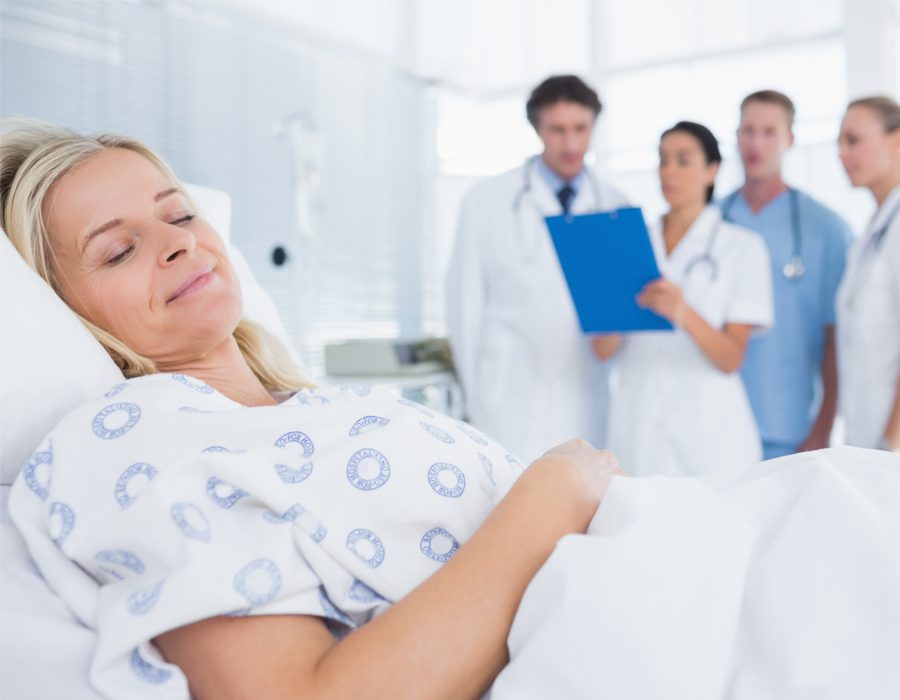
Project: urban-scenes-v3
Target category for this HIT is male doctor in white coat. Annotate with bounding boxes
[445,75,628,465]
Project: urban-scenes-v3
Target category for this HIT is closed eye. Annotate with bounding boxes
[170,214,196,226]
[107,244,135,266]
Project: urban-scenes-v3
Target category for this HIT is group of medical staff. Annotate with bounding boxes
[445,75,900,476]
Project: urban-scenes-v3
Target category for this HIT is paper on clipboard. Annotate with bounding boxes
[545,207,673,333]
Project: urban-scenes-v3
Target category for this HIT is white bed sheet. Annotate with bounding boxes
[492,447,900,699]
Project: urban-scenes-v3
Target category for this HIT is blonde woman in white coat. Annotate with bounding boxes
[593,122,773,476]
[837,96,900,451]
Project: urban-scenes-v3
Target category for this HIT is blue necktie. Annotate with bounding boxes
[557,184,575,213]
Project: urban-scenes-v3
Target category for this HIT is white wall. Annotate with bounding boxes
[0,0,430,375]
[3,0,898,362]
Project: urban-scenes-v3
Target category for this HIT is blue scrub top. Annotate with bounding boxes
[719,189,852,449]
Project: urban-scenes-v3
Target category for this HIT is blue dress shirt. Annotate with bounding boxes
[535,157,587,205]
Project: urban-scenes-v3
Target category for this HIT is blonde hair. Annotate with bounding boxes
[1,118,313,392]
[848,96,900,134]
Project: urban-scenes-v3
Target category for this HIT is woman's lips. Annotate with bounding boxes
[167,268,215,303]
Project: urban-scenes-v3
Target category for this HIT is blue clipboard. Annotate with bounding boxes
[545,207,673,333]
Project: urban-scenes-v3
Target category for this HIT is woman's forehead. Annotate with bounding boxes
[56,148,170,202]
[844,105,884,130]
[46,148,174,243]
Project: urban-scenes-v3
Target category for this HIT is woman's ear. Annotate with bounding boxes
[706,161,721,187]
[889,128,900,161]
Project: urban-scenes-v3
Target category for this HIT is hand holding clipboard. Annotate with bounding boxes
[545,207,673,333]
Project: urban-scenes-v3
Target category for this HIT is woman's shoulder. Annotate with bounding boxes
[49,374,227,433]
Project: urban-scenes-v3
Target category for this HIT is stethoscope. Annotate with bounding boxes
[682,213,723,282]
[720,187,805,280]
[512,155,605,262]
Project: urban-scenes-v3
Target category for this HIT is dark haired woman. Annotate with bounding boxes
[592,122,773,476]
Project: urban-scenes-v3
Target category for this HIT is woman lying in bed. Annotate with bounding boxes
[1,120,625,699]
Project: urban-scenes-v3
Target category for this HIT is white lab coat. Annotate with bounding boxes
[445,158,628,465]
[836,184,900,448]
[606,206,773,477]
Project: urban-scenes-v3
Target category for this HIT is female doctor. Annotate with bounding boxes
[445,75,629,465]
[837,96,900,451]
[592,122,773,476]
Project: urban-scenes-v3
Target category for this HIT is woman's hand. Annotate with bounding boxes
[637,278,687,325]
[534,439,627,520]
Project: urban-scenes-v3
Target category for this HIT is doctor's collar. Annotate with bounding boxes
[535,156,587,192]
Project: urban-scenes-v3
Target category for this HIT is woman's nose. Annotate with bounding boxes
[158,222,196,266]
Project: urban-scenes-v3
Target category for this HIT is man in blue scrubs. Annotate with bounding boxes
[720,90,852,459]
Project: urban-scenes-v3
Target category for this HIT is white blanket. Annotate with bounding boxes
[9,374,519,699]
[492,447,900,699]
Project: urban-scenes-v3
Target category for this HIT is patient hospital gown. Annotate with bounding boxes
[9,374,521,699]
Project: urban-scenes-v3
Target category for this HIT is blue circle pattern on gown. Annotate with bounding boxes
[457,423,489,446]
[130,648,172,684]
[261,503,327,543]
[95,549,145,576]
[348,415,391,437]
[420,527,460,563]
[274,431,315,457]
[48,501,75,545]
[295,393,331,406]
[346,448,391,491]
[295,506,327,543]
[233,558,282,606]
[46,380,516,686]
[478,453,496,486]
[171,374,215,394]
[346,528,385,568]
[170,502,211,542]
[205,477,250,509]
[92,403,141,440]
[273,461,314,484]
[127,580,164,616]
[24,444,53,500]
[419,421,456,444]
[506,454,525,474]
[202,445,230,453]
[104,383,127,398]
[427,462,466,498]
[114,463,158,508]
[349,579,385,604]
[262,504,304,524]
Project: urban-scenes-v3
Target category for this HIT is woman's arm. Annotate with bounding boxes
[591,334,622,360]
[154,441,624,700]
[637,279,753,373]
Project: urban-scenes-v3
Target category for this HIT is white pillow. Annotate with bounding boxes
[0,184,297,484]
[0,232,123,484]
